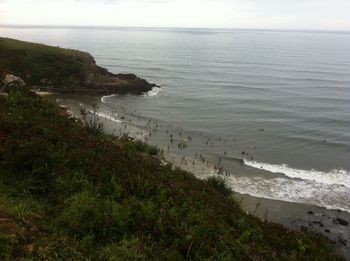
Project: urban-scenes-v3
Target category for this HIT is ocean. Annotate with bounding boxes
[1,26,350,212]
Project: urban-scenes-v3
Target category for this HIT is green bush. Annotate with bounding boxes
[147,144,160,156]
[85,118,104,137]
[58,191,132,242]
[206,176,233,197]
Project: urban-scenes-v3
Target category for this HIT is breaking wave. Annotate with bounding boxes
[101,94,116,103]
[144,87,162,97]
[88,110,121,123]
[243,160,350,188]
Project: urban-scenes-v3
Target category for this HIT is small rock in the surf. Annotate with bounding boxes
[312,221,324,227]
[241,151,245,155]
[307,211,314,215]
[324,229,331,233]
[258,128,264,132]
[338,238,347,246]
[334,218,348,226]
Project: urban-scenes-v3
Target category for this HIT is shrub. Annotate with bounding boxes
[147,145,160,156]
[85,118,104,137]
[58,191,133,243]
[206,176,232,197]
[80,104,105,137]
[134,139,148,153]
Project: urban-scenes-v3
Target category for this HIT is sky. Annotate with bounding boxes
[0,0,349,30]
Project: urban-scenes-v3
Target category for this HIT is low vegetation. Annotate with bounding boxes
[0,37,102,87]
[0,87,342,260]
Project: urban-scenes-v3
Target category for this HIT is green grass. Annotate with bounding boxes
[0,37,108,88]
[0,87,343,260]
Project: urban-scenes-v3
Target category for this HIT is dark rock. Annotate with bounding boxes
[324,229,330,233]
[300,226,308,232]
[307,211,314,215]
[338,238,347,246]
[312,221,324,227]
[116,73,138,80]
[334,218,348,226]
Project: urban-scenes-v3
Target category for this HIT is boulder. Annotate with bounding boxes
[3,74,26,87]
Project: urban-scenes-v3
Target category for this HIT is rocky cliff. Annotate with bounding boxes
[0,37,157,94]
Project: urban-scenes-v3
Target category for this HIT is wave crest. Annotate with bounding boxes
[144,87,162,97]
[243,159,350,188]
[88,110,121,123]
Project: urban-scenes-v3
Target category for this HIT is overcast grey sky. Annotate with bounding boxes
[0,0,349,30]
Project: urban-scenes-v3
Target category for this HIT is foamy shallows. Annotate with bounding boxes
[88,110,121,123]
[224,174,350,213]
[101,94,116,103]
[144,87,162,97]
[223,160,350,212]
[243,160,350,188]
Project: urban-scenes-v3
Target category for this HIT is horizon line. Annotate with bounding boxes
[0,24,349,33]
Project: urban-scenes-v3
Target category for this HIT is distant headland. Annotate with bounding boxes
[0,37,158,94]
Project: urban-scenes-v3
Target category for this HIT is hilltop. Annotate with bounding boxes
[0,37,156,94]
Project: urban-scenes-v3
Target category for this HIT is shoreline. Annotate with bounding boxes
[48,92,350,258]
[2,87,343,259]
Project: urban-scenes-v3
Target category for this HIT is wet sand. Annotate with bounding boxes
[48,93,350,259]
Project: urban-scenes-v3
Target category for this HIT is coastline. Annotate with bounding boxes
[48,92,350,259]
[1,87,343,259]
[1,35,348,259]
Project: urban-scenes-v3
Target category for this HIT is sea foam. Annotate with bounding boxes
[243,159,350,188]
[88,110,121,123]
[101,94,116,103]
[224,174,350,213]
[144,87,162,97]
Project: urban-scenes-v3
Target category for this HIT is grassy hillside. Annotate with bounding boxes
[0,87,342,260]
[0,37,154,93]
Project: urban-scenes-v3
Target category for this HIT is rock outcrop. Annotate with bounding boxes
[3,74,26,87]
[0,37,158,95]
[0,73,26,93]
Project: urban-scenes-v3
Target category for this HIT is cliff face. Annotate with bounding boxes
[0,37,156,94]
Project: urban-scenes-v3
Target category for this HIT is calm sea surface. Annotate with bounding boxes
[1,27,350,211]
